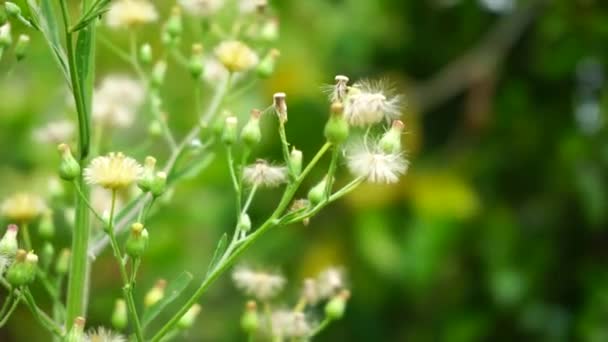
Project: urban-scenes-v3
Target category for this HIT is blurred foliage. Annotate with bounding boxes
[1,0,608,341]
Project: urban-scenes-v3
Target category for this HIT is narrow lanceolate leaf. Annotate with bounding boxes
[75,25,96,157]
[70,0,112,32]
[206,233,228,276]
[142,272,194,328]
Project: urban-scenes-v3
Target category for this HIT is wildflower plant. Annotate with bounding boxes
[0,0,408,341]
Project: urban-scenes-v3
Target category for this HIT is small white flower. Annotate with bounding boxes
[1,193,47,223]
[232,266,286,300]
[202,57,230,85]
[243,160,288,188]
[239,0,267,13]
[346,140,408,184]
[93,75,144,128]
[105,0,158,29]
[84,152,143,190]
[215,40,259,72]
[344,79,402,127]
[316,267,346,300]
[84,327,126,342]
[32,120,75,144]
[179,0,224,16]
[270,310,312,339]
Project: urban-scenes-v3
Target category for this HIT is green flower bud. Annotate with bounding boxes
[325,290,350,320]
[378,120,404,154]
[138,43,152,65]
[145,279,167,307]
[256,49,280,78]
[6,249,38,287]
[138,156,157,192]
[55,248,70,275]
[151,60,167,88]
[240,301,259,333]
[4,2,21,16]
[240,109,262,147]
[66,317,85,342]
[14,34,29,61]
[289,148,303,177]
[222,116,238,145]
[324,102,349,144]
[308,177,329,206]
[166,6,182,38]
[125,223,149,258]
[38,210,55,240]
[57,143,81,181]
[237,213,251,233]
[0,224,18,257]
[150,172,167,197]
[41,242,54,270]
[148,120,163,137]
[177,304,201,329]
[213,110,231,136]
[0,23,12,48]
[273,93,288,123]
[111,299,128,330]
[260,18,279,42]
[189,44,204,79]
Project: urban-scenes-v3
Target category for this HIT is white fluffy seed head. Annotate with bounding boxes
[316,267,347,300]
[93,75,145,128]
[84,327,126,342]
[346,140,408,184]
[243,160,288,188]
[84,153,143,190]
[32,120,75,144]
[343,79,402,127]
[269,310,312,339]
[105,0,158,29]
[179,0,224,16]
[232,266,286,300]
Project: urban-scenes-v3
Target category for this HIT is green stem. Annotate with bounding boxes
[0,291,13,319]
[0,292,20,327]
[73,181,105,224]
[21,222,31,251]
[226,147,242,217]
[309,317,332,338]
[23,289,64,337]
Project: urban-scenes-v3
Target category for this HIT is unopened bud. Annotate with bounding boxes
[55,248,70,275]
[145,279,167,307]
[111,299,128,330]
[138,156,157,192]
[308,177,330,205]
[125,223,149,258]
[148,120,163,137]
[325,290,350,320]
[0,224,18,257]
[0,23,12,49]
[241,109,262,147]
[222,116,238,145]
[273,93,287,123]
[324,102,349,144]
[41,242,54,270]
[237,213,251,233]
[14,34,29,61]
[289,148,303,177]
[166,6,182,38]
[189,44,204,79]
[256,49,280,78]
[259,18,279,42]
[6,249,38,286]
[213,110,231,136]
[66,317,85,342]
[178,304,202,329]
[241,300,259,333]
[139,43,153,64]
[151,60,167,87]
[4,2,21,17]
[378,120,404,154]
[38,210,55,239]
[150,171,167,197]
[58,143,81,181]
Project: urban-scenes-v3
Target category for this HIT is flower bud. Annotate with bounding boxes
[57,143,81,181]
[308,177,329,206]
[189,43,204,79]
[125,223,149,258]
[151,60,167,88]
[177,304,201,329]
[273,93,287,123]
[237,213,251,233]
[6,249,38,287]
[148,120,163,137]
[324,102,349,144]
[111,299,128,330]
[0,23,12,49]
[38,210,55,239]
[256,49,280,78]
[145,279,167,307]
[222,116,238,145]
[289,148,303,177]
[325,290,350,320]
[240,109,262,147]
[14,34,29,61]
[259,18,279,42]
[379,120,404,154]
[213,110,231,136]
[139,43,153,64]
[166,6,183,38]
[150,171,167,197]
[41,241,54,265]
[66,317,85,342]
[0,224,18,257]
[55,248,70,275]
[240,301,259,333]
[138,156,157,192]
[4,2,21,17]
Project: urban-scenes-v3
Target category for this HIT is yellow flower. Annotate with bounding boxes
[1,193,46,223]
[215,40,259,72]
[84,152,143,190]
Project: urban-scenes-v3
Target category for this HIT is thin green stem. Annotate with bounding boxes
[0,291,13,320]
[278,121,292,176]
[0,292,20,327]
[241,184,258,216]
[227,147,242,217]
[73,182,106,224]
[23,289,64,337]
[309,317,332,338]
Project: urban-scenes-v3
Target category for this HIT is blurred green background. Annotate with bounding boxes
[2,0,608,341]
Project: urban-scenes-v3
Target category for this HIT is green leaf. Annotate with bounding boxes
[74,25,96,158]
[142,272,194,328]
[206,233,228,276]
[70,0,111,32]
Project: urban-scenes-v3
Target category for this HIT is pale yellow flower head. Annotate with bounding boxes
[1,193,46,223]
[214,40,259,72]
[84,152,143,190]
[106,0,159,29]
